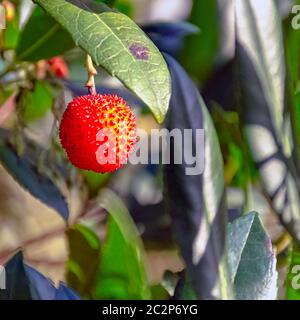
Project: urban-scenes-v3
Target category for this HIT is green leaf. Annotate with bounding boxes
[21,80,54,123]
[181,0,219,83]
[286,244,300,300]
[16,6,74,61]
[81,170,110,197]
[3,14,20,49]
[67,224,101,298]
[34,0,171,123]
[283,2,300,172]
[94,188,151,299]
[228,212,278,300]
[94,0,133,16]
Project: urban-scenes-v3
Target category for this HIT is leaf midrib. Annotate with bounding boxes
[80,4,161,116]
[18,24,60,61]
[232,214,256,280]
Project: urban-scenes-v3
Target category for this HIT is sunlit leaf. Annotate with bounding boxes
[35,0,171,123]
[228,212,278,300]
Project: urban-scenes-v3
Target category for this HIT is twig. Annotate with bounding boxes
[275,231,292,256]
[85,54,97,95]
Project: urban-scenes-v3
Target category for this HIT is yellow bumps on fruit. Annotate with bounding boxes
[59,94,137,173]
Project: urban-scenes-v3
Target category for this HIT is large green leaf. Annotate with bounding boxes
[228,212,278,300]
[94,188,151,299]
[16,6,74,61]
[34,0,171,123]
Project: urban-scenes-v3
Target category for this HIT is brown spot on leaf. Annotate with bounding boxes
[129,43,149,60]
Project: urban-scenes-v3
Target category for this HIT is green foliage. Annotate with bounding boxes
[67,224,101,299]
[171,212,277,300]
[3,14,20,49]
[96,0,133,16]
[94,189,151,299]
[228,212,277,300]
[286,244,300,300]
[16,6,74,61]
[35,0,171,123]
[283,6,300,170]
[180,0,219,83]
[21,80,54,123]
[81,170,110,197]
[2,0,300,302]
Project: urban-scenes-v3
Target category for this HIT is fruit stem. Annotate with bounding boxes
[85,54,97,95]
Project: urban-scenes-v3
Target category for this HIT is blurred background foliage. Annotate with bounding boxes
[0,0,300,300]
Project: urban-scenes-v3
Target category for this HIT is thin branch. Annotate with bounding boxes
[85,54,97,95]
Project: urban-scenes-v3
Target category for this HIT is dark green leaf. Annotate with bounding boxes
[21,80,54,123]
[16,6,74,61]
[180,0,219,82]
[34,0,171,123]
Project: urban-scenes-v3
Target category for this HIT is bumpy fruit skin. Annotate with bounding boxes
[59,94,137,173]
